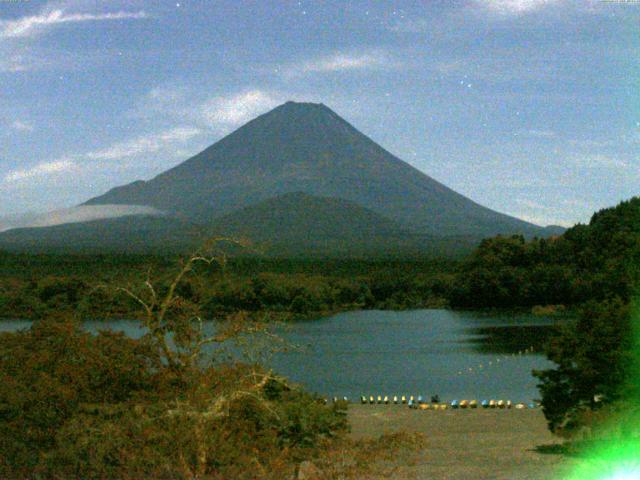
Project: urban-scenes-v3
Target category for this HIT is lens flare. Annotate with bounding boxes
[563,437,640,480]
[606,470,640,480]
[561,297,640,480]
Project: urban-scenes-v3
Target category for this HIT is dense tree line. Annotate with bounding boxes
[450,199,639,308]
[452,197,640,437]
[449,198,639,309]
[0,257,455,321]
[2,198,639,446]
[0,251,424,478]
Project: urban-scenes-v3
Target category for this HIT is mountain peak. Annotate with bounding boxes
[84,102,549,238]
[266,100,334,119]
[280,100,325,107]
[281,100,326,108]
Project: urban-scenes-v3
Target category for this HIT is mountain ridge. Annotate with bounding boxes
[0,101,565,256]
[84,101,551,238]
[0,193,481,257]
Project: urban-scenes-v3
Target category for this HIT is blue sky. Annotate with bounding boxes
[1,0,638,229]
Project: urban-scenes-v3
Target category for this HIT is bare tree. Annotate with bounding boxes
[114,238,317,477]
[116,237,249,372]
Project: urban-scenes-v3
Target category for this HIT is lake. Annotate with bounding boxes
[0,309,559,402]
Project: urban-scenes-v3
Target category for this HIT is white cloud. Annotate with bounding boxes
[475,0,565,15]
[144,85,189,111]
[131,86,285,130]
[4,159,75,182]
[3,126,202,188]
[510,129,557,139]
[0,9,148,39]
[85,127,203,161]
[10,120,34,132]
[201,90,282,129]
[0,204,163,232]
[302,52,388,73]
[128,85,192,121]
[0,5,149,74]
[133,84,361,133]
[474,0,601,15]
[282,51,397,78]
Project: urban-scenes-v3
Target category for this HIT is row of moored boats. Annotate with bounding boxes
[352,396,538,409]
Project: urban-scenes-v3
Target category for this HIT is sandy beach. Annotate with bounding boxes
[348,404,577,480]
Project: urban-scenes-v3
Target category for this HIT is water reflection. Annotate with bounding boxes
[462,324,559,354]
[0,309,564,402]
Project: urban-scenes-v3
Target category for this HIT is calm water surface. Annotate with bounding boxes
[0,309,560,402]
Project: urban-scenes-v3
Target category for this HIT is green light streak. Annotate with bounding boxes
[560,297,640,479]
[564,438,640,480]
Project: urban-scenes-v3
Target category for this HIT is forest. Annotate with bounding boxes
[0,197,638,476]
[0,254,457,321]
[3,194,636,321]
[449,199,638,309]
[0,250,427,478]
[451,198,640,438]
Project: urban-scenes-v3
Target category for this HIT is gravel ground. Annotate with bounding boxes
[347,404,578,480]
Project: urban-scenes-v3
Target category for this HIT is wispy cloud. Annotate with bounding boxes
[10,120,34,132]
[512,129,556,138]
[474,0,565,15]
[200,90,282,129]
[133,83,370,138]
[131,86,287,132]
[473,0,602,16]
[5,159,75,182]
[281,51,398,78]
[0,9,148,39]
[0,5,149,74]
[0,205,164,232]
[85,127,202,161]
[4,126,203,187]
[301,52,390,73]
[140,85,189,113]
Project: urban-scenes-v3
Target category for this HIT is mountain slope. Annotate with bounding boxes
[0,194,479,257]
[210,192,404,241]
[207,192,478,258]
[85,101,550,237]
[0,216,202,253]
